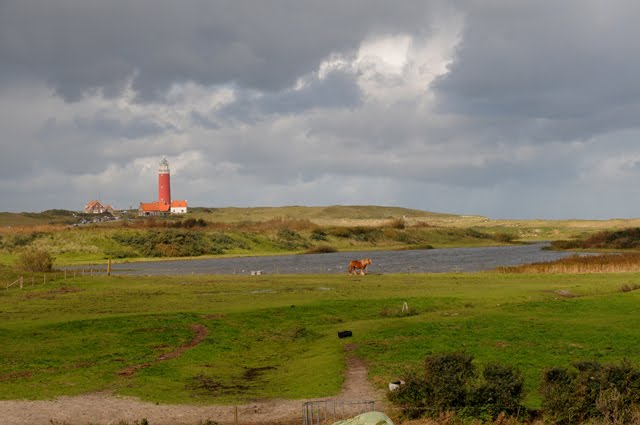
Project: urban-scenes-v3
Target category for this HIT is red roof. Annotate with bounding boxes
[139,202,171,212]
[171,200,188,208]
[85,200,103,210]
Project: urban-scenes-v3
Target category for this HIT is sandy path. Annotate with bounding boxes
[0,346,386,425]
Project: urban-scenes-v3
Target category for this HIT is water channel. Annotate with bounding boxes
[108,242,582,276]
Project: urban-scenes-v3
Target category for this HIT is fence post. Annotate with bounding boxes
[20,277,23,289]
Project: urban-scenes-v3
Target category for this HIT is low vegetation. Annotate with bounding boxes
[551,227,640,250]
[2,271,640,413]
[390,353,640,425]
[389,352,525,421]
[494,253,640,274]
[15,248,54,272]
[0,215,515,266]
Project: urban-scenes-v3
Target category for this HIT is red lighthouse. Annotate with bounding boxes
[139,157,187,215]
[158,158,171,206]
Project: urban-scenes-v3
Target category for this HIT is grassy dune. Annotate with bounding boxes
[2,271,640,407]
[0,209,514,266]
[3,204,640,267]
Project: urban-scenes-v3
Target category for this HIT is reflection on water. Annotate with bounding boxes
[109,243,582,276]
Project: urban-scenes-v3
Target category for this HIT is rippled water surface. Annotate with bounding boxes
[109,243,580,276]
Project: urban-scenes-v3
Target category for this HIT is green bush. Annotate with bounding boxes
[387,369,430,419]
[112,230,220,257]
[552,227,640,250]
[493,232,515,243]
[305,245,337,254]
[467,362,525,419]
[389,352,476,418]
[389,353,526,421]
[15,248,54,272]
[0,231,45,250]
[424,352,476,411]
[328,226,382,243]
[275,229,309,250]
[541,360,640,425]
[310,228,328,241]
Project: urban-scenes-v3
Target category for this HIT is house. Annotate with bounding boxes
[170,200,188,214]
[84,200,106,214]
[138,201,171,216]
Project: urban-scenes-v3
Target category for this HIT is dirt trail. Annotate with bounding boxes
[0,345,386,425]
[118,324,209,377]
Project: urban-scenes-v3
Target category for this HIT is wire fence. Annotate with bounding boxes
[4,266,111,290]
[302,399,377,425]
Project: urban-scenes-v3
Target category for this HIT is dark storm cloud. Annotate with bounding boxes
[433,1,640,128]
[73,115,166,140]
[0,0,439,102]
[215,69,362,123]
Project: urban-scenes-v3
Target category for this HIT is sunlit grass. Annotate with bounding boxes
[2,272,640,407]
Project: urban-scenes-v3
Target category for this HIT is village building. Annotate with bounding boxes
[138,158,188,216]
[84,200,115,214]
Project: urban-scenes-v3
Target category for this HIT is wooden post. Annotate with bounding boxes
[19,277,23,289]
[107,258,111,276]
[234,406,238,425]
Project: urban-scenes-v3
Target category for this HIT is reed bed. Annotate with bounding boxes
[494,252,640,273]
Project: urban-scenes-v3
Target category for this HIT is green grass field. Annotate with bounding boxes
[2,271,639,408]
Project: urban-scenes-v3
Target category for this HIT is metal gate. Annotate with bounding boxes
[302,399,376,425]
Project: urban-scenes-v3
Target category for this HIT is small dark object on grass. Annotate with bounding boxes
[338,330,353,338]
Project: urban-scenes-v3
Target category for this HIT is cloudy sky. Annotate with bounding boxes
[2,1,640,219]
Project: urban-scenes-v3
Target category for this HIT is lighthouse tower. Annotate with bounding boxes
[158,158,171,206]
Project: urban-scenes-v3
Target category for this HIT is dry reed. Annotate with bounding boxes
[494,253,640,274]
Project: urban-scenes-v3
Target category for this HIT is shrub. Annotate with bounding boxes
[493,232,515,243]
[390,352,476,419]
[388,369,430,419]
[467,362,525,419]
[305,245,337,254]
[0,231,45,250]
[310,228,328,241]
[389,218,406,229]
[552,228,640,250]
[541,367,580,425]
[112,230,220,257]
[424,352,476,411]
[389,353,526,421]
[169,218,208,228]
[275,229,309,250]
[541,360,640,425]
[327,226,382,243]
[15,248,54,272]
